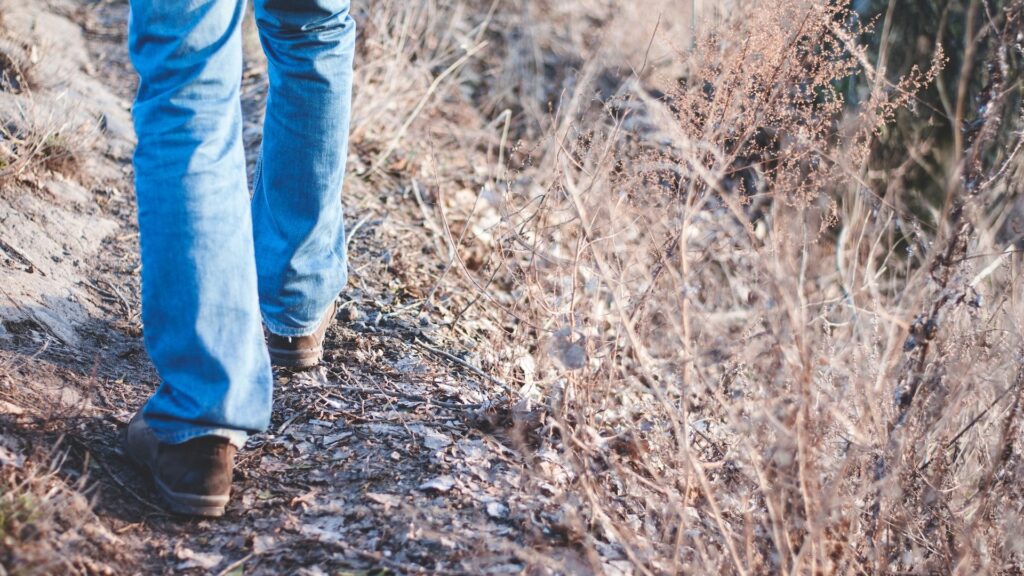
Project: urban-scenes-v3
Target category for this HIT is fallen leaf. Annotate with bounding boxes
[418,476,456,493]
[175,546,223,570]
[394,355,428,374]
[290,489,318,508]
[300,517,347,545]
[366,492,401,510]
[323,431,353,446]
[457,438,487,461]
[252,535,275,556]
[422,429,453,451]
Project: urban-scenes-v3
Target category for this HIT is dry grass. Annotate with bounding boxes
[0,433,121,575]
[0,14,93,185]
[0,106,89,183]
[349,0,1024,572]
[0,7,39,96]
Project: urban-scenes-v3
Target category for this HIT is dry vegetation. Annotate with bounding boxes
[360,0,1024,572]
[2,0,1023,573]
[0,436,121,575]
[0,6,97,186]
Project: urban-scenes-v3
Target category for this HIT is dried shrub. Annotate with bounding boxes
[0,435,119,575]
[455,0,1024,573]
[0,107,91,184]
[0,36,36,95]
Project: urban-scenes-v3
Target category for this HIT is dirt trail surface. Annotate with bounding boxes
[1,1,571,574]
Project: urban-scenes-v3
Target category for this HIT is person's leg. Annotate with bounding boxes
[252,0,355,340]
[129,0,271,448]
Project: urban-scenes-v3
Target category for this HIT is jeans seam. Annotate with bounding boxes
[252,145,263,198]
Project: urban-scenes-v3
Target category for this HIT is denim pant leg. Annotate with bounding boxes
[129,0,272,447]
[252,0,355,337]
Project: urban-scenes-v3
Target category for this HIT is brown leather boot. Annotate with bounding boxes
[265,299,338,369]
[121,413,236,517]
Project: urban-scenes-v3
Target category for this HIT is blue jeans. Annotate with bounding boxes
[128,0,354,446]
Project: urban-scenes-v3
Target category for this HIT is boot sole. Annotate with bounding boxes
[153,476,229,518]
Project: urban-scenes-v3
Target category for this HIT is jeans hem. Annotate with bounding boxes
[153,426,249,449]
[261,294,339,337]
[261,313,321,337]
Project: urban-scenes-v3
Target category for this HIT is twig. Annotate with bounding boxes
[918,380,1020,472]
[324,385,479,411]
[93,452,168,515]
[345,211,374,253]
[410,180,450,262]
[97,278,134,322]
[276,409,307,435]
[969,245,1014,287]
[0,236,46,275]
[78,279,118,302]
[410,337,513,395]
[0,284,68,347]
[215,553,254,576]
[979,130,1023,191]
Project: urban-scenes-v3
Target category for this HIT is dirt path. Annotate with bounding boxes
[1,1,570,574]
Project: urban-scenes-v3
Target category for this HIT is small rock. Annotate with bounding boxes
[486,501,509,519]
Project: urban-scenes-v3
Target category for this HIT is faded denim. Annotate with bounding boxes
[128,0,354,446]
